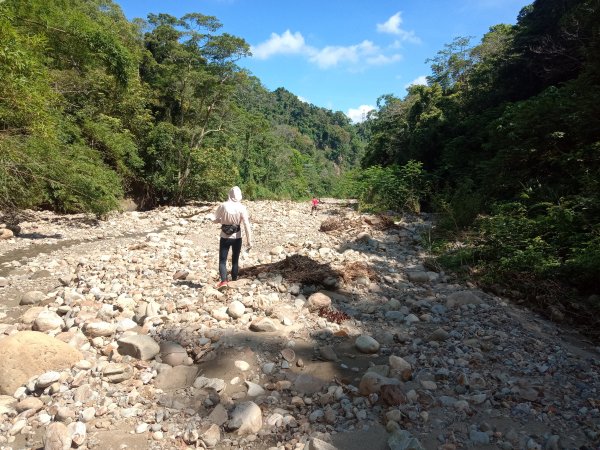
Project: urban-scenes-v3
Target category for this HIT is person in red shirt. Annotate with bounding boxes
[311,197,319,215]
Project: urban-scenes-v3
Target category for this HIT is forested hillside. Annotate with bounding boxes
[360,0,600,324]
[0,0,364,214]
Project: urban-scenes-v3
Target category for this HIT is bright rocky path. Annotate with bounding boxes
[0,201,598,450]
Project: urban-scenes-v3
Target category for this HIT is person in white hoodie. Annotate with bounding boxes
[213,186,252,288]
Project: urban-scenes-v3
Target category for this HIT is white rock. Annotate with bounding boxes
[234,360,250,371]
[9,419,27,436]
[67,421,87,447]
[33,311,64,332]
[226,401,262,435]
[227,301,245,319]
[79,407,96,422]
[245,381,266,397]
[83,321,116,337]
[36,371,61,389]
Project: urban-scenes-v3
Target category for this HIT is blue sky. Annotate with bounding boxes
[117,0,531,122]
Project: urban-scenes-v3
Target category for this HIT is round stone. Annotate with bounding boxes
[355,335,380,354]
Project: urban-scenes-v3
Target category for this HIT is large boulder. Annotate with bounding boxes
[0,331,82,395]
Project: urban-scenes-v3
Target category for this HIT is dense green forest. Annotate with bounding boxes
[0,0,364,213]
[1,0,599,322]
[360,0,600,323]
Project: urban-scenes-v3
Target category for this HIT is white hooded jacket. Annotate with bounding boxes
[213,186,252,244]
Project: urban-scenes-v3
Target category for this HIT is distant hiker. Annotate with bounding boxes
[213,186,252,289]
[311,197,320,215]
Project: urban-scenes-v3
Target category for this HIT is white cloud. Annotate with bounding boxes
[297,95,309,103]
[251,30,309,59]
[251,26,408,70]
[308,40,378,69]
[404,75,428,89]
[366,53,403,65]
[347,104,375,124]
[377,12,421,44]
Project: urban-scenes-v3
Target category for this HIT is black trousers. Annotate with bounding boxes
[219,237,242,282]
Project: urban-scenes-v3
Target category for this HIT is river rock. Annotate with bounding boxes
[245,381,266,396]
[380,384,408,406]
[21,306,45,324]
[67,421,87,447]
[226,401,263,435]
[33,310,64,332]
[293,373,326,395]
[227,300,245,319]
[307,292,332,310]
[193,376,225,392]
[200,423,221,448]
[389,355,412,373]
[208,404,229,426]
[388,429,424,450]
[44,422,72,450]
[355,334,380,353]
[308,437,339,450]
[0,228,13,240]
[319,345,338,361]
[83,321,116,337]
[359,371,400,395]
[155,365,199,390]
[446,291,482,307]
[0,331,82,395]
[102,363,133,383]
[159,341,188,366]
[36,370,61,389]
[249,317,276,332]
[16,397,44,413]
[118,334,160,360]
[20,290,46,306]
[428,328,450,341]
[407,271,429,283]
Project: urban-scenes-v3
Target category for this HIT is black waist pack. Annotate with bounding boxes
[221,224,241,235]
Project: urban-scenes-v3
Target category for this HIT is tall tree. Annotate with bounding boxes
[140,13,250,204]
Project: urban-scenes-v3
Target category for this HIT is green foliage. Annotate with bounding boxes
[432,178,486,230]
[462,196,599,291]
[362,0,600,296]
[354,161,429,213]
[0,2,56,136]
[475,202,562,275]
[81,114,143,179]
[0,136,122,216]
[1,0,369,215]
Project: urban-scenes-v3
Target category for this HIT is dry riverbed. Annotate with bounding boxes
[0,201,598,450]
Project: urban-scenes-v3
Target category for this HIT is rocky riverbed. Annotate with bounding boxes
[0,200,598,450]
